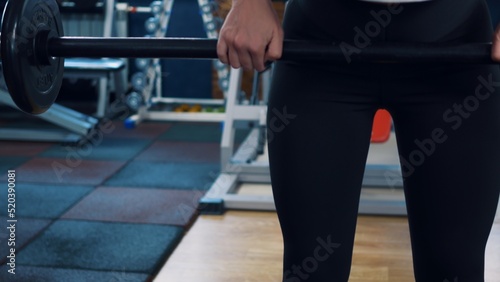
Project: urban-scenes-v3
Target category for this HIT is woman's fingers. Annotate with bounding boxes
[265,29,284,62]
[216,0,283,71]
[228,46,242,69]
[216,39,229,65]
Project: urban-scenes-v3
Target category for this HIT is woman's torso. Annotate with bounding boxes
[295,0,490,44]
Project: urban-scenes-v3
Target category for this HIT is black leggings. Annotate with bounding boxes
[267,0,500,281]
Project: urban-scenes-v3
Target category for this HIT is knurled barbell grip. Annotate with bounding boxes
[47,37,220,59]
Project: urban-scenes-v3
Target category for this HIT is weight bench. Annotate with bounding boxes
[60,0,127,117]
[63,58,126,117]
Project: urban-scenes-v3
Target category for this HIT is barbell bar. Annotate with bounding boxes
[0,0,497,115]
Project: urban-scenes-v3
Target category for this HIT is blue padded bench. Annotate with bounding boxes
[59,0,127,117]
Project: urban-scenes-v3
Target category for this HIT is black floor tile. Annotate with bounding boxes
[63,187,203,226]
[0,142,53,157]
[104,161,219,190]
[0,184,93,219]
[135,141,220,164]
[12,158,126,185]
[0,265,151,282]
[41,138,153,161]
[0,157,30,172]
[0,217,52,265]
[16,220,184,274]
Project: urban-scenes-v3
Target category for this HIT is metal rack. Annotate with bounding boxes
[0,89,97,143]
[0,0,128,144]
[200,67,407,216]
[124,0,230,128]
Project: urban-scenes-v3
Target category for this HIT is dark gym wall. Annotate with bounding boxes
[488,0,500,27]
[126,0,212,99]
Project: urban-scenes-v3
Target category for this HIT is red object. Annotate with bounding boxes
[371,109,392,143]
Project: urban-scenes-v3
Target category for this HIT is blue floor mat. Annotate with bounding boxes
[0,217,52,265]
[0,113,247,279]
[40,138,153,161]
[159,122,223,142]
[0,157,30,172]
[134,141,220,164]
[0,265,151,282]
[16,220,183,273]
[0,184,93,219]
[104,161,220,190]
[62,187,203,226]
[159,122,252,144]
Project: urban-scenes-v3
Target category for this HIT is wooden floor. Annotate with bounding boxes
[155,137,499,281]
[155,211,500,282]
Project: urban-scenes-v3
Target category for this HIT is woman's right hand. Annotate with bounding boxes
[217,0,284,72]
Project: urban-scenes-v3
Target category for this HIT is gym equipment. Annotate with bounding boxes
[0,0,126,144]
[58,0,103,13]
[125,0,230,128]
[371,109,392,143]
[124,0,229,127]
[145,16,160,34]
[1,0,497,115]
[125,91,143,111]
[135,58,151,70]
[126,1,165,15]
[150,1,164,15]
[131,72,147,92]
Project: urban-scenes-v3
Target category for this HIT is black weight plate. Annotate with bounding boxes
[1,0,64,114]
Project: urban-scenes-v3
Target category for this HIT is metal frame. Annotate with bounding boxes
[62,0,129,118]
[125,0,230,128]
[63,57,126,117]
[200,68,407,216]
[0,90,98,143]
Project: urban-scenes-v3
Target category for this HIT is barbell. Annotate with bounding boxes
[0,0,497,114]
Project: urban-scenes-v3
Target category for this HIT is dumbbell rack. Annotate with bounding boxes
[200,67,407,215]
[124,0,230,127]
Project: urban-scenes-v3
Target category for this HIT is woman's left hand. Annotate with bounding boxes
[492,23,500,62]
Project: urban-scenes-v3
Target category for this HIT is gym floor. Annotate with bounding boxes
[0,105,247,281]
[0,105,499,282]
